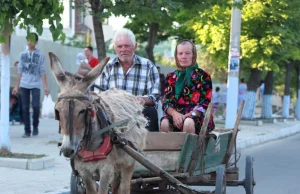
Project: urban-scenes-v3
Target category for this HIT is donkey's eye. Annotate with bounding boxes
[78,109,86,115]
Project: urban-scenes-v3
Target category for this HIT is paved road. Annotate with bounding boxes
[225,133,300,194]
[57,133,300,194]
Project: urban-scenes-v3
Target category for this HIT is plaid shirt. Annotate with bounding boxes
[100,55,160,106]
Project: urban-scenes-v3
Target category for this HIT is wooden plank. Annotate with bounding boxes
[177,134,198,173]
[223,100,244,166]
[187,103,212,176]
[213,129,232,133]
[143,132,187,151]
[133,151,180,173]
[193,132,232,175]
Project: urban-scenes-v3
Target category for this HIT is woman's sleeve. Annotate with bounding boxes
[162,73,176,113]
[193,71,213,115]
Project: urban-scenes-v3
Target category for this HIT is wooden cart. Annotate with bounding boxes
[128,101,254,194]
[71,101,255,194]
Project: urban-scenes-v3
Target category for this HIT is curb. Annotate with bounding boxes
[0,156,55,170]
[237,123,300,149]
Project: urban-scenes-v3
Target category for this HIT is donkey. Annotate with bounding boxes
[49,52,148,194]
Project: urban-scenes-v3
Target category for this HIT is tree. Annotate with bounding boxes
[73,0,112,61]
[261,71,274,118]
[0,0,65,153]
[118,0,182,64]
[190,0,300,119]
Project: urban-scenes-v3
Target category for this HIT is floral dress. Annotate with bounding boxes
[162,68,215,134]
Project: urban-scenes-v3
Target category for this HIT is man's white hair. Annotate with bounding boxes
[112,28,136,46]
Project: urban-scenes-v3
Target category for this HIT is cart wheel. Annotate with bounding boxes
[215,165,226,194]
[244,155,254,194]
[70,172,86,194]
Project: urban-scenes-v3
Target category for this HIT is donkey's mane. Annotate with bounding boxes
[95,88,148,148]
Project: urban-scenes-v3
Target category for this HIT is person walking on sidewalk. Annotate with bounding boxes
[12,33,50,138]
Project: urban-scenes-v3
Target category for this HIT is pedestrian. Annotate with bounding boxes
[99,28,160,132]
[258,80,264,101]
[76,53,91,77]
[212,86,221,117]
[12,32,50,138]
[220,79,227,119]
[84,46,99,68]
[238,78,247,109]
[84,46,99,91]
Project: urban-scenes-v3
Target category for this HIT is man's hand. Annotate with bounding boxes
[12,87,18,95]
[45,88,50,96]
[136,96,146,105]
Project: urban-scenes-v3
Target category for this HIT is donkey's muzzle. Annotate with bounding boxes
[61,147,75,158]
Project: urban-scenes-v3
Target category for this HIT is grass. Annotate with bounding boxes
[0,148,46,159]
[46,140,61,145]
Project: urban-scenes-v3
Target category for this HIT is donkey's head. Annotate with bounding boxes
[49,52,109,158]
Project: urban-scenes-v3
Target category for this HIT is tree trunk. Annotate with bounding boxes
[0,30,11,152]
[242,68,261,119]
[145,22,159,64]
[295,64,300,120]
[90,1,106,61]
[282,62,293,118]
[261,71,273,118]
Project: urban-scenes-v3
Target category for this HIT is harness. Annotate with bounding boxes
[55,95,134,162]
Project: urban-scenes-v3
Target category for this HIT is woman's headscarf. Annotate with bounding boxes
[174,40,199,98]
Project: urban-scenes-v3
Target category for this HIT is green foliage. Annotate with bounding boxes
[120,0,183,44]
[155,53,176,67]
[191,0,300,73]
[0,0,65,42]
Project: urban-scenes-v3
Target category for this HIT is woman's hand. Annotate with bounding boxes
[172,111,185,129]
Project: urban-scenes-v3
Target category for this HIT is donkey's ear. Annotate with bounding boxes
[79,57,110,91]
[49,52,68,87]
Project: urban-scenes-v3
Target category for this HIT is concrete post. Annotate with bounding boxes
[225,0,242,128]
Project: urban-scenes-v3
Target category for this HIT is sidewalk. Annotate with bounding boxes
[1,118,300,194]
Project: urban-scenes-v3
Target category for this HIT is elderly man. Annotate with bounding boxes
[100,28,160,132]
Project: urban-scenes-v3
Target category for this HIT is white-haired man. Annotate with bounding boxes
[100,28,160,132]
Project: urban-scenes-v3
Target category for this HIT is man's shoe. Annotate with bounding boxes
[22,133,30,138]
[33,128,39,136]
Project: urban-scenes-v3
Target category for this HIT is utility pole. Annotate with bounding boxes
[225,0,242,128]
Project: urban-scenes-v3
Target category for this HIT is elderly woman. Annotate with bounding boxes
[160,40,215,134]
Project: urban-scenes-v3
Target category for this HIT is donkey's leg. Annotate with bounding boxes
[98,165,113,194]
[118,164,135,194]
[80,170,97,194]
[111,171,121,194]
